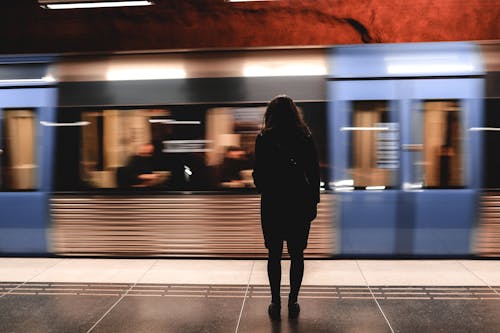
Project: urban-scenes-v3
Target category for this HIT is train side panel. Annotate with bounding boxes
[0,86,57,254]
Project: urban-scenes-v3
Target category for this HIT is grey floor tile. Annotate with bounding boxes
[237,297,392,333]
[91,296,243,333]
[379,299,500,333]
[0,295,120,333]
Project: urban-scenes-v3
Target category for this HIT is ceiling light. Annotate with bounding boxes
[39,0,153,9]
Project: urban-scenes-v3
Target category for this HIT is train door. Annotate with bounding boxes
[400,78,483,255]
[329,43,484,256]
[0,62,57,254]
[330,80,401,255]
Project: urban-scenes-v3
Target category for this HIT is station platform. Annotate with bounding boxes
[1,258,499,333]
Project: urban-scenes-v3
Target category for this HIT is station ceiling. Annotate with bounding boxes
[0,0,499,55]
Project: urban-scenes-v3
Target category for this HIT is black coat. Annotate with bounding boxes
[252,130,320,247]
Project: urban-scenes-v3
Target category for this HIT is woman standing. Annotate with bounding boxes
[253,95,320,320]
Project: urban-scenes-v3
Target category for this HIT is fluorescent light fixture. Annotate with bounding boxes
[403,182,423,190]
[469,127,500,131]
[333,179,354,187]
[42,75,56,82]
[162,140,212,153]
[0,75,56,84]
[366,186,386,191]
[40,121,91,126]
[39,0,153,9]
[340,126,390,131]
[149,119,200,125]
[106,67,186,80]
[335,187,354,192]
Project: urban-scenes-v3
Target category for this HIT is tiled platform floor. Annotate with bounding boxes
[1,258,499,332]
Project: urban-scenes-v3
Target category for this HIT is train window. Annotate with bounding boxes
[54,106,260,191]
[411,100,464,188]
[54,103,328,191]
[484,99,500,188]
[1,109,37,191]
[77,107,211,190]
[206,107,263,189]
[347,101,398,189]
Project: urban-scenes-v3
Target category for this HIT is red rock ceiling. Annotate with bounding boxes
[0,0,499,54]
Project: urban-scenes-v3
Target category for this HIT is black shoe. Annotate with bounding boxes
[268,302,281,321]
[288,302,300,319]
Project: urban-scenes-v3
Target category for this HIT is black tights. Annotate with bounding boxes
[267,242,304,305]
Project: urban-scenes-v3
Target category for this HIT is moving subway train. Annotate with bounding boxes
[1,42,499,258]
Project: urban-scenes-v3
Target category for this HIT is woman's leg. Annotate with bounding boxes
[287,222,310,304]
[288,248,304,304]
[267,241,283,304]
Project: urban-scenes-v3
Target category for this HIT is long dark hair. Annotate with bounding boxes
[262,95,310,137]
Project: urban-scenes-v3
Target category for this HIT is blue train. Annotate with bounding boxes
[1,42,499,258]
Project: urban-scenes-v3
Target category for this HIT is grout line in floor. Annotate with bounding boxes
[234,260,255,333]
[355,261,395,333]
[0,259,65,299]
[457,260,500,296]
[86,259,159,333]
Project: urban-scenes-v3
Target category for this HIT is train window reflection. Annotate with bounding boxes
[54,103,328,191]
[1,109,37,191]
[78,108,210,189]
[206,107,263,189]
[412,100,464,188]
[348,101,398,188]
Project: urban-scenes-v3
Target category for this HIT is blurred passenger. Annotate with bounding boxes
[117,143,166,188]
[253,95,320,320]
[220,146,249,188]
